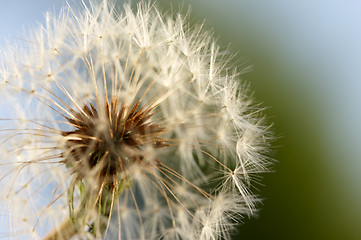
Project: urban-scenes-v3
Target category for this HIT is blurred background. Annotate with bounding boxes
[1,0,361,239]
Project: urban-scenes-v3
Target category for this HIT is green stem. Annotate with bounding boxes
[43,178,131,240]
[42,213,79,240]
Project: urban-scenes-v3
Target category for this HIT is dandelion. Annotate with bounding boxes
[0,0,272,239]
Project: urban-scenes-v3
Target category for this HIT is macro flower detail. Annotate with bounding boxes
[0,1,271,240]
[62,97,167,186]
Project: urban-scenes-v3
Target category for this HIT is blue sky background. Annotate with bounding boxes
[1,0,361,239]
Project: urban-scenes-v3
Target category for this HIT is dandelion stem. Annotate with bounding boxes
[42,214,78,240]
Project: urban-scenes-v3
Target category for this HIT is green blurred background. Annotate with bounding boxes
[157,0,361,239]
[1,0,361,239]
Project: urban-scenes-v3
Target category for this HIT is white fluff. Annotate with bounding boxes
[0,1,271,239]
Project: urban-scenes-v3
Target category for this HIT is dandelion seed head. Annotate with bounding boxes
[0,0,272,239]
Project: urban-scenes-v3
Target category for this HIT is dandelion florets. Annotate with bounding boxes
[0,1,272,239]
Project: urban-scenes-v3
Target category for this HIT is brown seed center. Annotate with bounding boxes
[61,97,167,187]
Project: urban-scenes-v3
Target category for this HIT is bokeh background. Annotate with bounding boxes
[1,0,361,239]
